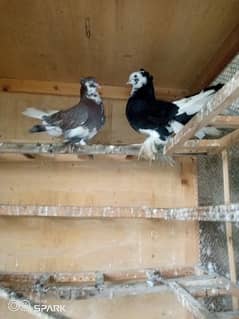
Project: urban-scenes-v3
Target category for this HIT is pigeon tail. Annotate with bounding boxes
[22,107,49,119]
[29,124,47,133]
[195,127,221,139]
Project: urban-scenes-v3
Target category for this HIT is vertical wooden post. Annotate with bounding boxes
[222,150,238,310]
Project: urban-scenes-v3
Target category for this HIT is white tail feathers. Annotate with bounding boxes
[175,89,216,116]
[195,127,221,139]
[22,107,49,119]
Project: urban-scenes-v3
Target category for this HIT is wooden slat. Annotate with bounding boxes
[1,272,238,301]
[1,203,239,222]
[0,267,193,286]
[167,281,217,319]
[0,78,188,100]
[222,150,239,310]
[164,70,239,155]
[212,116,239,129]
[219,128,239,150]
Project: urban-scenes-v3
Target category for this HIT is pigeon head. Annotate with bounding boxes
[127,69,153,91]
[80,77,102,104]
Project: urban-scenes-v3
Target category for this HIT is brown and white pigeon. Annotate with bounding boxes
[22,77,105,145]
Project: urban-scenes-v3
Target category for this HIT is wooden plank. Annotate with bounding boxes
[222,150,239,310]
[1,1,238,90]
[218,129,239,150]
[164,70,239,155]
[1,272,238,301]
[0,78,188,100]
[211,116,239,129]
[0,141,221,160]
[167,281,217,319]
[0,267,193,286]
[192,24,239,91]
[1,203,239,222]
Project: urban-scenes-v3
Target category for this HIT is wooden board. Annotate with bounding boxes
[0,0,238,90]
[0,157,197,207]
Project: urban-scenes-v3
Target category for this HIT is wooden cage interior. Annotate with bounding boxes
[0,1,239,319]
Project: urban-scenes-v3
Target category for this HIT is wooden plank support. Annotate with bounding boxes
[211,116,239,129]
[1,272,239,302]
[1,203,239,221]
[218,129,239,151]
[0,286,70,319]
[0,267,194,287]
[0,78,189,100]
[166,281,217,319]
[0,141,217,158]
[222,150,239,310]
[164,70,239,155]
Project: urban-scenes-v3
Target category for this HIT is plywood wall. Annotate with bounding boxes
[0,92,197,319]
[0,0,238,90]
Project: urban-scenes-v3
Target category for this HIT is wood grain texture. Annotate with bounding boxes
[0,0,238,90]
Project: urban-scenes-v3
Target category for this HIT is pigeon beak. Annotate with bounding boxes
[126,80,131,85]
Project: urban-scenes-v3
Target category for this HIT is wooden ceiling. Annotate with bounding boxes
[0,0,238,92]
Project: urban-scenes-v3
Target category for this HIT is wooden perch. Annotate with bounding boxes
[1,203,239,222]
[1,271,239,303]
[0,141,217,158]
[164,70,239,155]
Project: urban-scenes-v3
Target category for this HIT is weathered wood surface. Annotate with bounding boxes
[167,281,217,319]
[1,203,239,222]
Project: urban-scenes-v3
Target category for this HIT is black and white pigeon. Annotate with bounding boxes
[23,77,105,146]
[126,69,223,160]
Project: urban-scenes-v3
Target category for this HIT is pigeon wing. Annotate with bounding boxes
[44,103,89,131]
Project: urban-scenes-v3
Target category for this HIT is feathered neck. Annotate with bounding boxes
[131,79,156,100]
[81,84,102,105]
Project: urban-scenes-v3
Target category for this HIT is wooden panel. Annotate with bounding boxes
[0,0,238,89]
[0,157,197,207]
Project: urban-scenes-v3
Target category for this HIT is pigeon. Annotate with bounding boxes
[126,69,223,160]
[23,77,105,146]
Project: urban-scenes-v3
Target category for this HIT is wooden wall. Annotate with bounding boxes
[0,0,238,91]
[0,92,197,318]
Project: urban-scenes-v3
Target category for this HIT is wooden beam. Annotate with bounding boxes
[211,116,239,129]
[0,268,194,287]
[164,70,239,155]
[222,150,239,310]
[218,128,239,150]
[192,24,239,91]
[1,272,238,302]
[1,203,239,221]
[0,78,189,101]
[167,281,217,319]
